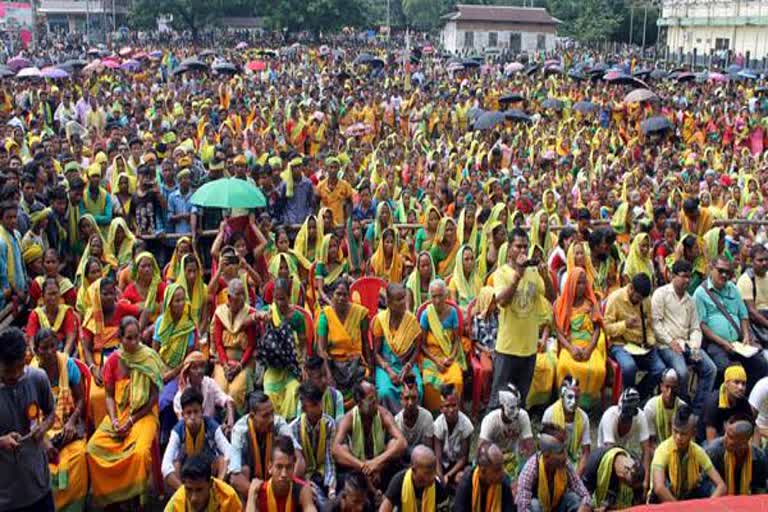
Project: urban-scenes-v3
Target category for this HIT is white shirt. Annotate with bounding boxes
[651,283,702,349]
[642,396,687,439]
[597,405,650,448]
[161,423,231,478]
[433,412,473,469]
[173,376,234,419]
[395,406,434,447]
[749,377,768,429]
[542,405,591,448]
[479,408,533,454]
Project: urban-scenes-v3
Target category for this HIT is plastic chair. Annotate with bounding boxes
[350,276,388,321]
[295,305,315,357]
[603,356,623,408]
[73,358,91,431]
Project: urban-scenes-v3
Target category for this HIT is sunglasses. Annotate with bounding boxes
[715,267,733,277]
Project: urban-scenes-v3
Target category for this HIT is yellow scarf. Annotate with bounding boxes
[293,215,323,264]
[266,479,293,512]
[655,396,678,442]
[118,344,165,414]
[106,217,136,267]
[401,468,436,512]
[725,447,752,495]
[537,455,566,512]
[370,228,404,283]
[166,478,242,512]
[350,406,384,460]
[594,447,634,508]
[132,251,162,313]
[177,254,208,325]
[83,186,107,215]
[267,253,301,305]
[165,237,193,281]
[184,421,205,457]
[248,416,271,480]
[718,383,732,408]
[300,414,326,478]
[471,467,501,512]
[451,245,482,306]
[426,304,454,358]
[34,304,69,332]
[667,440,701,498]
[376,309,421,357]
[551,400,583,464]
[156,283,196,369]
[215,303,251,350]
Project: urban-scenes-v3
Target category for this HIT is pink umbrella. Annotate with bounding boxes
[82,60,104,74]
[708,72,728,83]
[118,46,133,57]
[505,62,525,74]
[344,123,372,137]
[7,56,31,71]
[133,51,149,60]
[102,59,120,69]
[246,60,266,71]
[235,41,248,50]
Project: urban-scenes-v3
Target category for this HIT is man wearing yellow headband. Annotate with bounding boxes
[703,365,752,442]
[81,163,112,229]
[316,156,353,225]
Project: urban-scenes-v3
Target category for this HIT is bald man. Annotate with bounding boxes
[454,443,514,512]
[379,445,448,512]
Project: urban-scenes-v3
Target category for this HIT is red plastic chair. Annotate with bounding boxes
[295,305,315,357]
[604,356,623,408]
[73,359,91,430]
[350,276,388,321]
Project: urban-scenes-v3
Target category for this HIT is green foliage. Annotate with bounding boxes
[548,0,622,42]
[128,0,258,36]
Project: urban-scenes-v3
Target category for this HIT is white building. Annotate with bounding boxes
[658,0,768,58]
[440,4,559,55]
[37,0,131,33]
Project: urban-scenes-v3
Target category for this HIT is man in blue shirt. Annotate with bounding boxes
[277,157,315,226]
[694,255,768,391]
[167,168,193,236]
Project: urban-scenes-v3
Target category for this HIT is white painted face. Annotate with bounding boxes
[562,388,577,413]
[499,390,520,421]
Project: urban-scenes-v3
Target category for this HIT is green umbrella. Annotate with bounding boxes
[190,178,267,209]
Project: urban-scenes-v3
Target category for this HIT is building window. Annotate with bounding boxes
[715,38,729,50]
[509,33,521,52]
[464,31,474,48]
[488,32,498,47]
[537,34,546,50]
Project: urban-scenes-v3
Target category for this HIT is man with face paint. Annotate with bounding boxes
[705,414,768,495]
[479,384,534,479]
[332,381,406,492]
[543,377,591,475]
[703,364,754,441]
[650,404,726,503]
[597,388,652,493]
[515,424,591,512]
[643,369,688,447]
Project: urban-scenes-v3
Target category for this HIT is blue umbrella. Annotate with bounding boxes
[641,116,673,135]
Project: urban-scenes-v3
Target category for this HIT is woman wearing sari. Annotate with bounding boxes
[317,280,369,400]
[264,252,304,306]
[313,233,349,308]
[448,245,483,309]
[621,232,654,285]
[176,254,210,335]
[478,221,508,280]
[553,267,606,409]
[457,202,480,254]
[430,217,460,280]
[106,216,136,269]
[559,241,598,296]
[373,283,423,412]
[75,230,118,284]
[211,278,258,413]
[365,202,395,247]
[29,248,77,307]
[414,205,441,252]
[209,244,261,309]
[122,251,167,325]
[86,316,165,508]
[76,257,104,317]
[26,277,78,355]
[530,210,557,262]
[542,188,561,225]
[163,236,195,282]
[82,277,143,428]
[263,278,307,421]
[419,279,465,412]
[405,251,436,312]
[152,283,198,441]
[32,328,88,512]
[293,214,324,266]
[368,227,405,284]
[703,227,728,264]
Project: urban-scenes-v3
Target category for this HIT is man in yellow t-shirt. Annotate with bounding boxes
[490,227,554,409]
[650,404,725,503]
[316,157,354,225]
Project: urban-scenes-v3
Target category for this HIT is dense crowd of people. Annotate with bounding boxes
[3,31,768,512]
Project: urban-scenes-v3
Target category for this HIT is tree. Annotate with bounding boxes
[401,0,452,30]
[547,0,622,42]
[263,0,370,32]
[128,0,258,38]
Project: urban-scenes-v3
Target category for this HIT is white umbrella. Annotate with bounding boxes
[16,66,41,78]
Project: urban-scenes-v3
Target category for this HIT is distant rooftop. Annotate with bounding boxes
[442,4,560,25]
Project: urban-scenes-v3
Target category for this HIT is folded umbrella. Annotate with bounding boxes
[190,178,267,209]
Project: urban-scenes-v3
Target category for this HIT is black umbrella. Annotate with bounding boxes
[588,63,609,76]
[199,50,216,57]
[641,116,673,135]
[473,111,506,130]
[499,92,525,105]
[633,68,651,78]
[573,101,598,113]
[468,107,485,121]
[64,59,87,69]
[525,64,539,76]
[212,62,238,75]
[0,66,14,78]
[171,64,189,76]
[180,58,208,71]
[650,69,669,80]
[541,98,565,111]
[337,70,351,81]
[568,69,587,81]
[756,86,768,94]
[463,59,481,69]
[675,72,696,83]
[544,65,563,76]
[504,109,532,124]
